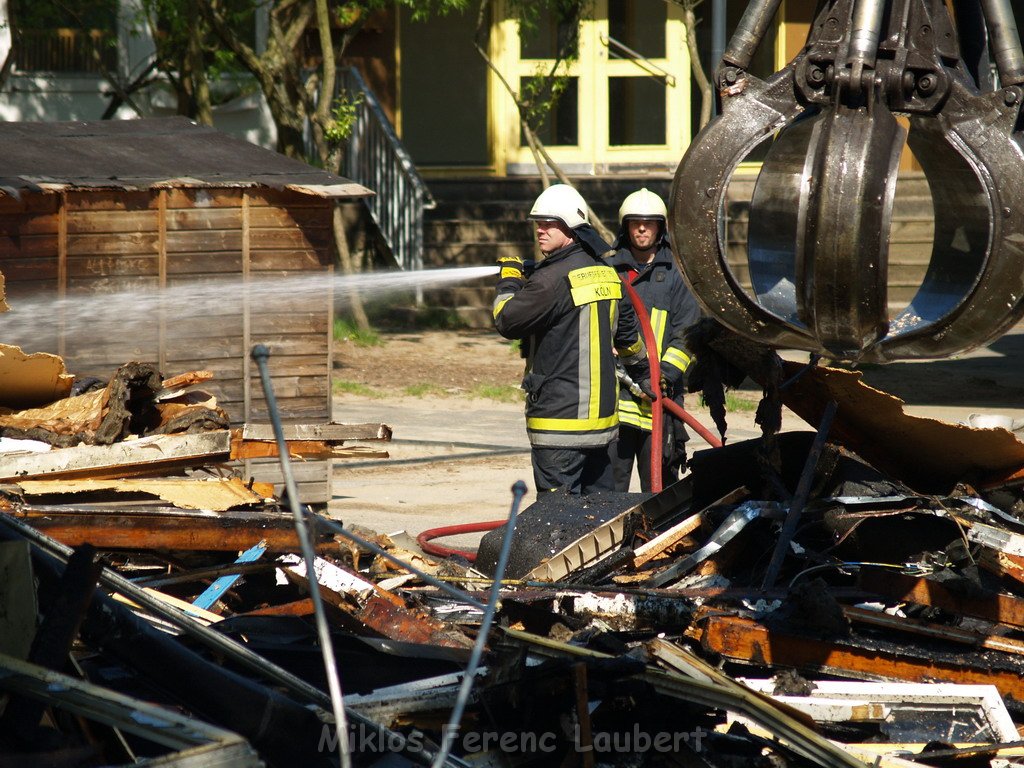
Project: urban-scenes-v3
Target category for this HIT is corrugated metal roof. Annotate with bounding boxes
[0,117,373,199]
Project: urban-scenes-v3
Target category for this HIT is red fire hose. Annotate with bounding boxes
[620,276,723,493]
[417,276,723,559]
[417,521,502,562]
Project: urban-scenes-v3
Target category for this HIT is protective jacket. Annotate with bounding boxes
[494,242,647,448]
[607,240,702,431]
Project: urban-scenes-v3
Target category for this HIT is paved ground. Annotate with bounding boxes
[328,328,1024,552]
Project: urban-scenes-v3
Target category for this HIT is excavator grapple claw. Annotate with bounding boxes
[672,0,1024,362]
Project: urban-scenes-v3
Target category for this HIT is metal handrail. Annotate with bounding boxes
[600,33,676,86]
[337,66,435,276]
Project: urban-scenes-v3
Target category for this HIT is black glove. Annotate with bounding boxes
[496,254,526,282]
[637,377,657,400]
[637,376,672,401]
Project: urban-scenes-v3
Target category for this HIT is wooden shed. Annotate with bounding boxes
[0,117,372,503]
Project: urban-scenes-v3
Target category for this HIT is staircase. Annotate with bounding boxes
[420,174,934,327]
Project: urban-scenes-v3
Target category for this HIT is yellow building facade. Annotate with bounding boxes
[398,0,807,177]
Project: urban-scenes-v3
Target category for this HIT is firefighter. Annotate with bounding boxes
[493,184,651,495]
[607,188,702,492]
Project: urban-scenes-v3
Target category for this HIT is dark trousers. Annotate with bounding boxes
[610,423,685,493]
[532,446,615,495]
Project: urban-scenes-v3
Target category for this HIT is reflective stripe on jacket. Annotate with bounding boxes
[494,242,646,448]
[608,241,702,432]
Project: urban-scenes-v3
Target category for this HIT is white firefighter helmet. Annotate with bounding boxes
[619,188,668,224]
[529,184,589,229]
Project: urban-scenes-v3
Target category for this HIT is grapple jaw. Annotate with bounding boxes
[672,0,1024,362]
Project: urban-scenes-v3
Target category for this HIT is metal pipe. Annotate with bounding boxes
[251,343,351,768]
[722,0,785,70]
[761,399,838,589]
[312,515,488,609]
[848,0,887,67]
[981,0,1024,85]
[0,511,467,766]
[712,0,728,72]
[430,481,527,768]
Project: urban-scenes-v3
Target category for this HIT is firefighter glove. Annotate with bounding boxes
[637,376,672,401]
[637,377,658,401]
[496,254,526,282]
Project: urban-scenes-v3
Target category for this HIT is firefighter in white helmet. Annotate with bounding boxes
[607,188,702,492]
[493,184,651,494]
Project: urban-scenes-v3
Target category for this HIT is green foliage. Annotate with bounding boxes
[509,0,586,41]
[332,380,382,397]
[509,1,590,133]
[724,392,758,413]
[520,70,572,132]
[398,0,472,22]
[325,89,364,143]
[333,317,382,347]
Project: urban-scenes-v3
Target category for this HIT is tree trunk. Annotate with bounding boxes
[202,0,312,158]
[314,0,369,330]
[473,0,614,242]
[333,205,371,331]
[0,0,15,92]
[186,4,214,125]
[683,4,714,130]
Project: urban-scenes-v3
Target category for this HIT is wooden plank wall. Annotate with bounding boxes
[0,188,335,503]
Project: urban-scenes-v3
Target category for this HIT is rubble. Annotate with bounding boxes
[10,332,1024,766]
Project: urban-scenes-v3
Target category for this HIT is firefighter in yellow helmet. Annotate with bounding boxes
[607,188,701,491]
[492,184,651,494]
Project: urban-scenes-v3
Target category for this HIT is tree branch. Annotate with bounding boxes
[473,0,613,241]
[670,0,713,130]
[203,0,263,74]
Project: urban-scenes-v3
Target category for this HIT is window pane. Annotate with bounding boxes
[12,0,119,73]
[608,77,665,146]
[402,6,489,165]
[521,77,579,146]
[727,0,776,79]
[608,0,666,59]
[520,9,579,59]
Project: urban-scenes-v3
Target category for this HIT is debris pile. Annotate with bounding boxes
[7,335,1024,766]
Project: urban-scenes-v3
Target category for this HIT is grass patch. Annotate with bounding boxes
[333,318,381,347]
[402,383,449,398]
[509,339,522,355]
[409,307,469,330]
[725,392,759,412]
[469,384,524,403]
[396,382,523,401]
[332,380,381,398]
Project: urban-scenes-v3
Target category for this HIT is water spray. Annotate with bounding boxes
[0,266,499,350]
